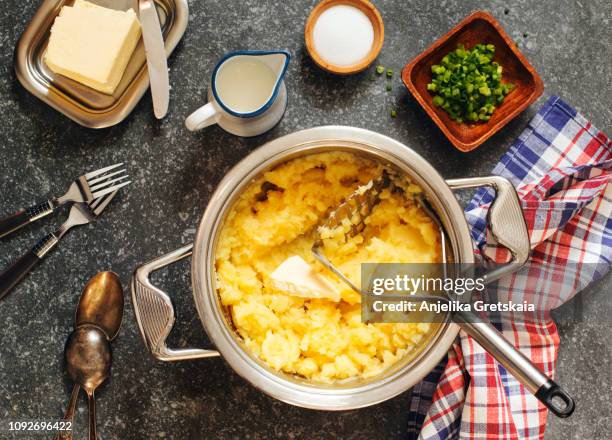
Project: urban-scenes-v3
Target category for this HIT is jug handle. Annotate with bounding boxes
[185,103,221,132]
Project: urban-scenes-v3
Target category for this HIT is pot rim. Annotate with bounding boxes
[192,126,472,410]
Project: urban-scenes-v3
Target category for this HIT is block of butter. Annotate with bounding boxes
[270,256,341,302]
[44,0,141,95]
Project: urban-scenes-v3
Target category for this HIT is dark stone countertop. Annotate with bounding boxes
[0,0,610,439]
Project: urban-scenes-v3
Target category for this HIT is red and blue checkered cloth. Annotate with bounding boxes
[408,96,611,440]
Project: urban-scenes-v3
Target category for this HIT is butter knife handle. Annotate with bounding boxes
[0,233,58,301]
[0,201,54,239]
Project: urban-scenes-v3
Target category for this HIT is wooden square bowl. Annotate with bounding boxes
[402,11,543,152]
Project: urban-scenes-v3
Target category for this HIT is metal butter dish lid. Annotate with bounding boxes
[14,0,188,128]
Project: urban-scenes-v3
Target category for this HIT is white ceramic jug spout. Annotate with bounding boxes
[258,51,290,84]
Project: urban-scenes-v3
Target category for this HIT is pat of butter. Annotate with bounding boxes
[270,256,340,302]
[44,0,141,95]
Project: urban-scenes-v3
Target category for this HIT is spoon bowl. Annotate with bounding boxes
[66,325,112,391]
[65,325,111,440]
[76,271,124,340]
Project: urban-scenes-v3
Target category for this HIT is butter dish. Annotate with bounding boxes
[15,0,188,128]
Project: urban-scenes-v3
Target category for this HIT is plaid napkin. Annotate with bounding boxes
[407,96,612,440]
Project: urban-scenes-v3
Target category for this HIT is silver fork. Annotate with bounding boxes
[0,164,130,239]
[0,191,119,300]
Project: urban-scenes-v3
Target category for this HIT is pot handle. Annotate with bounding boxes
[447,176,575,418]
[453,312,575,417]
[446,175,530,283]
[130,244,220,361]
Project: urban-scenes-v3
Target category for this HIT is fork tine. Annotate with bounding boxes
[92,190,118,216]
[89,194,106,211]
[85,163,124,180]
[89,175,129,192]
[87,169,127,186]
[91,180,131,200]
[88,191,111,212]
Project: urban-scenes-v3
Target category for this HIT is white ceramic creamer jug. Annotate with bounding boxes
[185,50,290,137]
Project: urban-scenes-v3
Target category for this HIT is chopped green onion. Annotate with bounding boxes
[376,65,385,75]
[386,68,393,78]
[390,109,397,118]
[426,43,514,123]
[386,84,392,91]
[478,86,491,96]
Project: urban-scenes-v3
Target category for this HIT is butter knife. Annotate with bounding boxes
[139,0,169,119]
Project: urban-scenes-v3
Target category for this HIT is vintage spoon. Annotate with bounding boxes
[65,325,112,440]
[75,272,124,340]
[56,272,124,440]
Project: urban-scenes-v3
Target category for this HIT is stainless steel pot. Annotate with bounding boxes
[131,126,574,417]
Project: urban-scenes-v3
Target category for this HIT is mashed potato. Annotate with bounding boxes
[215,152,441,382]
